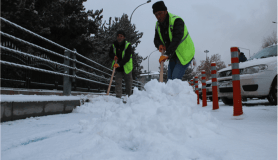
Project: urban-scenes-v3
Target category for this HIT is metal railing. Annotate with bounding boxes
[0,17,143,95]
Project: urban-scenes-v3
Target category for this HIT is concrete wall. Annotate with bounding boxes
[1,100,80,122]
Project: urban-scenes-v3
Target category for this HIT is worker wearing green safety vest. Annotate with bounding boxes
[109,30,133,99]
[152,1,196,81]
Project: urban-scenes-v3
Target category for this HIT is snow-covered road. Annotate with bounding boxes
[1,80,277,160]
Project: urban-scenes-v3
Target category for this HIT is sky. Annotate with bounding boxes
[1,80,277,160]
[83,0,277,73]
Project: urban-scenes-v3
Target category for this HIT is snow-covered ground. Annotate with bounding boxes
[1,80,277,160]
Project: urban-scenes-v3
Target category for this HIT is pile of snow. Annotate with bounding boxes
[2,79,276,160]
[73,79,221,159]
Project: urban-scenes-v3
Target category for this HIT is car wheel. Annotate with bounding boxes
[221,97,233,105]
[209,97,220,101]
[267,77,277,105]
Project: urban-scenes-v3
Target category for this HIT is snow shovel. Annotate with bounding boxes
[159,50,165,82]
[106,60,117,95]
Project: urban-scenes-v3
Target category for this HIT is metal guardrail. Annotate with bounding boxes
[0,17,143,95]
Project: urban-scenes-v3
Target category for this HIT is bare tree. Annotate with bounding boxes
[262,31,277,48]
[196,54,226,80]
[182,67,194,81]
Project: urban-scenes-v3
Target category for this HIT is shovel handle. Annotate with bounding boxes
[106,60,117,95]
[159,50,165,82]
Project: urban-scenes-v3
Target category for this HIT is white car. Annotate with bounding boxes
[217,44,277,105]
[198,80,217,101]
[205,80,213,101]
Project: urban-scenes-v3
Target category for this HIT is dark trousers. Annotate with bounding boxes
[115,71,133,98]
[167,58,192,81]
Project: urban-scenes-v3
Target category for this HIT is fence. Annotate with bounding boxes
[0,17,143,95]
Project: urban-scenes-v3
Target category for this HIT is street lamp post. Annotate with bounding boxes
[130,0,151,22]
[238,47,250,59]
[204,50,209,73]
[204,50,209,60]
[148,49,158,79]
[272,22,277,47]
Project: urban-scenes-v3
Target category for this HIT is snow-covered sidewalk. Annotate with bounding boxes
[1,80,277,160]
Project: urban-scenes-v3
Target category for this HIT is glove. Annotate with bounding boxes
[159,45,166,53]
[114,56,118,61]
[113,63,120,68]
[159,55,168,64]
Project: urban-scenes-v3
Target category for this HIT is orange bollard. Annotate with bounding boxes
[201,70,207,107]
[230,47,243,116]
[194,76,200,104]
[211,63,219,110]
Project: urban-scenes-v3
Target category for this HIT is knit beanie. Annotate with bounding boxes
[152,1,167,14]
[116,30,126,37]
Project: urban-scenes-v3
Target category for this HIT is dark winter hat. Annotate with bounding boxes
[152,1,167,14]
[238,48,240,52]
[116,30,126,37]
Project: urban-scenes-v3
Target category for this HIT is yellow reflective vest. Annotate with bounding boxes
[111,41,133,74]
[156,12,195,65]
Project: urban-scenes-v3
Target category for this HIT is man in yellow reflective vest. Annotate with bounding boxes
[109,30,133,99]
[152,1,195,81]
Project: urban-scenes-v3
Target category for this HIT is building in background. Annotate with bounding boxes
[139,71,160,84]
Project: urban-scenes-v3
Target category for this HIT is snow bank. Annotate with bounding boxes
[73,79,222,159]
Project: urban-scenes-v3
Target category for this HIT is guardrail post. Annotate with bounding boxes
[194,76,200,104]
[54,65,58,90]
[63,50,71,96]
[25,56,31,89]
[211,62,219,110]
[230,47,243,116]
[201,70,207,107]
[138,82,140,90]
[123,80,126,95]
[72,49,77,91]
[137,81,140,90]
[55,81,58,89]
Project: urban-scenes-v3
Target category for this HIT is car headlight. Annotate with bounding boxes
[241,64,268,75]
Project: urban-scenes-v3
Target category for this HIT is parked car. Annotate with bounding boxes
[205,80,213,101]
[217,44,277,105]
[199,80,220,101]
